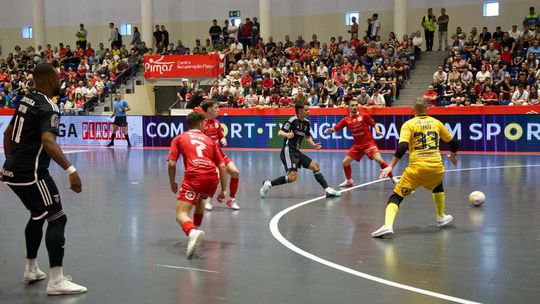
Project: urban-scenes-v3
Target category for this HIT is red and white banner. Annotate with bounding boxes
[144,54,225,79]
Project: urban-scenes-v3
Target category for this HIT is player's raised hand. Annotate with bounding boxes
[379,166,393,179]
[170,182,178,194]
[448,153,458,165]
[69,172,82,193]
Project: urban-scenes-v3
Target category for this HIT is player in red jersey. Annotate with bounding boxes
[167,112,227,259]
[201,100,240,211]
[324,98,397,187]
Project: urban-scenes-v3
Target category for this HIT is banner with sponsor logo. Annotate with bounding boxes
[144,54,225,79]
[142,114,540,152]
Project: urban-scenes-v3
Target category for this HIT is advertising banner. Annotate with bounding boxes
[144,54,224,79]
[142,114,540,152]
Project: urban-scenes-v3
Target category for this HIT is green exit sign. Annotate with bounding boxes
[229,10,241,18]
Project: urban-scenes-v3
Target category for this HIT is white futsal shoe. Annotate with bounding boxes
[205,199,213,211]
[24,267,46,284]
[391,177,400,184]
[371,225,394,238]
[260,180,272,198]
[436,214,453,227]
[186,229,205,259]
[339,179,354,187]
[325,187,341,197]
[226,198,240,210]
[46,275,87,295]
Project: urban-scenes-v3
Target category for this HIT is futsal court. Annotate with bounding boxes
[0,148,539,304]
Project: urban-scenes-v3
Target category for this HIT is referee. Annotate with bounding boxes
[106,92,132,148]
[1,63,87,295]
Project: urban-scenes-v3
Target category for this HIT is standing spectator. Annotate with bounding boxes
[75,24,88,50]
[108,23,120,49]
[131,27,141,46]
[228,19,238,42]
[523,6,539,28]
[153,25,162,49]
[252,17,260,46]
[370,14,381,40]
[209,20,222,45]
[348,16,359,39]
[437,8,449,51]
[222,20,230,42]
[161,25,170,51]
[239,18,253,53]
[421,8,436,51]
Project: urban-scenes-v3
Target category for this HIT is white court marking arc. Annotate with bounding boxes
[270,164,540,304]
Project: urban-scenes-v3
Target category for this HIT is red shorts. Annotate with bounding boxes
[220,148,231,166]
[177,174,219,205]
[347,144,379,161]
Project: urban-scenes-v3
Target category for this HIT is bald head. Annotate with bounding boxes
[413,98,428,115]
[32,63,60,97]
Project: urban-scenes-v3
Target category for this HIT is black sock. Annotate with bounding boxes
[313,170,329,189]
[109,133,116,143]
[271,176,288,186]
[46,214,67,267]
[25,218,45,259]
[125,134,131,146]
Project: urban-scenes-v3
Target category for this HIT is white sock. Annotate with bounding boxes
[50,266,64,283]
[25,258,37,271]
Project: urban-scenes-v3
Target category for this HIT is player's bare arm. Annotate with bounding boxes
[305,136,321,150]
[167,160,178,194]
[42,131,82,193]
[278,130,294,139]
[380,141,409,179]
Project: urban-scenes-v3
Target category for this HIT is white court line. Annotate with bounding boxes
[64,150,91,154]
[154,263,219,274]
[269,164,540,304]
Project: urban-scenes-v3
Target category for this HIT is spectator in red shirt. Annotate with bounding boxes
[262,73,273,90]
[481,86,499,105]
[85,43,95,58]
[240,71,253,88]
[423,85,439,106]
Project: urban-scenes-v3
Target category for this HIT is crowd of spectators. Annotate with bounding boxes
[424,6,540,106]
[0,22,141,114]
[165,14,420,109]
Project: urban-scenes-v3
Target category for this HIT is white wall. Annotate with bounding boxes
[0,0,536,54]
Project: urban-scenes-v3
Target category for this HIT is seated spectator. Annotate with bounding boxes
[510,84,530,105]
[476,65,491,84]
[481,85,500,105]
[423,85,439,106]
[368,90,386,107]
[449,84,466,106]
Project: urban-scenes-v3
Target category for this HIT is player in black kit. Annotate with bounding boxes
[1,63,87,295]
[260,100,341,198]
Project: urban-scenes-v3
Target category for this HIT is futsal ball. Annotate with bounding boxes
[469,191,485,206]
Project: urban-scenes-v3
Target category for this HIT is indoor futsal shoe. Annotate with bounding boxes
[260,180,272,198]
[371,225,394,238]
[106,142,114,147]
[24,267,46,284]
[46,275,87,295]
[226,198,240,210]
[436,214,453,227]
[186,229,205,259]
[205,199,213,211]
[325,187,341,197]
[339,179,354,187]
[391,177,400,184]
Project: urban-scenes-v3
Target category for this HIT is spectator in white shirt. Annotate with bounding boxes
[510,84,529,105]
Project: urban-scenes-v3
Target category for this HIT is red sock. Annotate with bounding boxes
[230,177,239,198]
[380,161,394,178]
[181,221,195,236]
[343,165,352,180]
[194,213,204,227]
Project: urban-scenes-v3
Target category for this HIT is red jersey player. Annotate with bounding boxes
[324,98,396,187]
[201,100,240,211]
[167,112,227,259]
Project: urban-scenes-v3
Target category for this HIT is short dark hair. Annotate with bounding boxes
[201,99,218,112]
[186,112,206,129]
[294,100,309,114]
